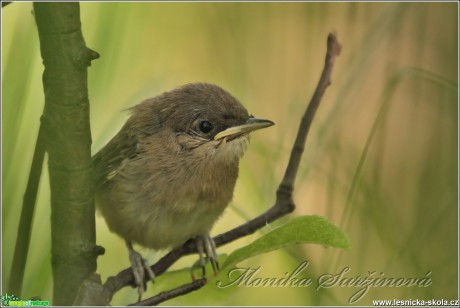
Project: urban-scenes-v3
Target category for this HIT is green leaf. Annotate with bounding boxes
[221,215,350,269]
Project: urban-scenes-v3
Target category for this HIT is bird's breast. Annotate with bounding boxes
[96,146,240,250]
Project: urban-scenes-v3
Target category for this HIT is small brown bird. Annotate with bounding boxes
[93,82,273,297]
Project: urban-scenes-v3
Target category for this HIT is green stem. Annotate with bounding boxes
[8,121,46,297]
[33,2,100,305]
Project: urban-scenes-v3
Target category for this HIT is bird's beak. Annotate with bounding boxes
[214,117,274,140]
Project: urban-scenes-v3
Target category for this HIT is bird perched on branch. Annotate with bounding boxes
[93,82,274,298]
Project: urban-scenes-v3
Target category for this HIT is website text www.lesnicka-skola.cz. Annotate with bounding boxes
[373,299,459,306]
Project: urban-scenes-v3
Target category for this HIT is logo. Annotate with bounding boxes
[1,294,50,307]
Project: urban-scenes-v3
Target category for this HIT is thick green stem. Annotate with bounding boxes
[34,3,100,305]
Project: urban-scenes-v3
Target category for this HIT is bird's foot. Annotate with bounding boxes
[195,235,219,277]
[126,241,155,301]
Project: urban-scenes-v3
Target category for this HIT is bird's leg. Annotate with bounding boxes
[196,234,219,276]
[195,236,207,277]
[126,240,155,301]
[205,235,219,274]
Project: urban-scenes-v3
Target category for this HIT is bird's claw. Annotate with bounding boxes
[126,241,155,301]
[196,235,219,276]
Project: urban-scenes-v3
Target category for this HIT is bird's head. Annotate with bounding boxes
[130,83,274,164]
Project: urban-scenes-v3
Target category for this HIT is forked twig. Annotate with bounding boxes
[128,278,207,306]
[103,32,342,305]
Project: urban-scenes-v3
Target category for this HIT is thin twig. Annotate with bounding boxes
[103,32,342,304]
[129,278,207,306]
[278,32,342,195]
[8,121,46,296]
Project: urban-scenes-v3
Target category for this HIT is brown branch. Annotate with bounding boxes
[129,278,207,306]
[279,32,342,195]
[103,32,342,304]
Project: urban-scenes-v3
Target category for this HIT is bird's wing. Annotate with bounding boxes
[92,123,142,186]
[92,99,165,186]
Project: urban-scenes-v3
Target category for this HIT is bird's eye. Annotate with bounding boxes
[199,120,213,134]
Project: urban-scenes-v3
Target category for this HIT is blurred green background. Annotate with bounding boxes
[2,2,458,306]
